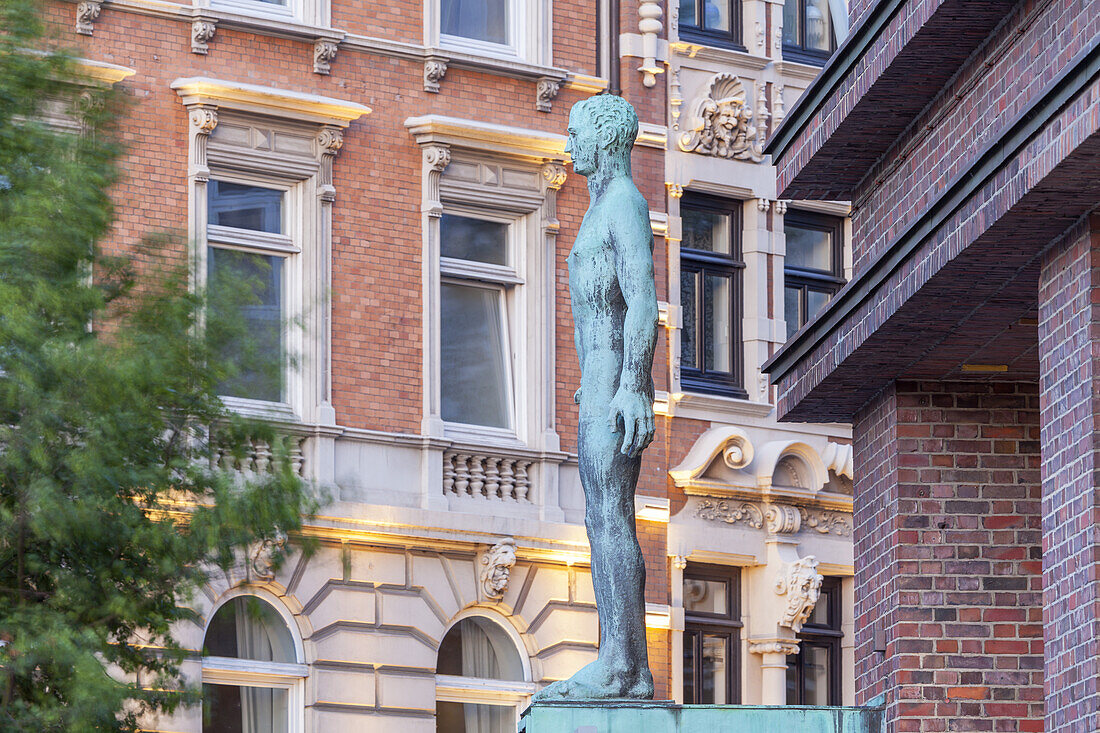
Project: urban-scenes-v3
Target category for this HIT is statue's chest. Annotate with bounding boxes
[568,224,619,309]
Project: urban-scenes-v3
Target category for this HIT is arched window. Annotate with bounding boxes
[435,615,534,733]
[202,595,306,733]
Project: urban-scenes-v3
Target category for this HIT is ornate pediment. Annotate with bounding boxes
[678,73,765,162]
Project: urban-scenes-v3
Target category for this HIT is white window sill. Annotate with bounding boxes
[443,421,524,448]
[221,395,300,424]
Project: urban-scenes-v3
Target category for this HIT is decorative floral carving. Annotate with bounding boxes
[541,162,568,191]
[764,503,802,534]
[76,0,101,35]
[424,58,447,93]
[775,556,823,632]
[536,78,560,113]
[748,639,800,655]
[678,74,764,162]
[248,532,288,583]
[424,145,451,173]
[480,538,517,600]
[695,499,764,529]
[188,107,218,135]
[798,508,853,536]
[316,127,344,157]
[314,39,339,75]
[665,182,684,199]
[191,19,216,55]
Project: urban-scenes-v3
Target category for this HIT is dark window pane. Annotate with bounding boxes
[807,289,831,320]
[680,270,699,369]
[784,285,801,340]
[785,223,832,271]
[783,0,799,44]
[207,248,283,403]
[441,214,508,265]
[208,180,282,234]
[204,597,296,663]
[440,0,508,45]
[703,273,732,373]
[679,0,697,27]
[441,283,510,428]
[683,632,697,703]
[684,577,728,615]
[435,701,513,733]
[701,634,729,704]
[436,617,524,681]
[805,0,833,51]
[682,208,731,254]
[702,0,730,30]
[807,587,832,626]
[203,683,287,733]
[801,643,831,705]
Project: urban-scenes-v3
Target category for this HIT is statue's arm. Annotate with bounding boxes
[608,190,659,456]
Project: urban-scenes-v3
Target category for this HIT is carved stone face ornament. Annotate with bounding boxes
[480,538,517,601]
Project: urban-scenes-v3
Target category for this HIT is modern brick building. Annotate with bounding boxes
[53,0,860,729]
[765,0,1099,731]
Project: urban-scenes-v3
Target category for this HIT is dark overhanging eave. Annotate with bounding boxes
[763,39,1100,387]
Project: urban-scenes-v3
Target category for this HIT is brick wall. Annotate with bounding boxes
[854,381,1044,732]
[1037,215,1100,731]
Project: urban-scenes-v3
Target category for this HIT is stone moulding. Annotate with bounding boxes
[693,499,853,537]
[678,73,765,162]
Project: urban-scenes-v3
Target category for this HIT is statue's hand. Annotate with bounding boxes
[607,388,655,458]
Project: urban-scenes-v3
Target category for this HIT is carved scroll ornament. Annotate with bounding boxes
[678,73,764,162]
[775,556,823,633]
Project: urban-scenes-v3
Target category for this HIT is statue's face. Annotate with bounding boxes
[566,106,599,177]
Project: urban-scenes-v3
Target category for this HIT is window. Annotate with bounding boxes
[678,0,742,49]
[202,595,306,733]
[782,0,840,65]
[441,0,509,45]
[430,0,550,65]
[679,194,745,397]
[206,179,294,407]
[683,564,741,704]
[783,209,844,340]
[786,577,843,705]
[205,0,328,25]
[440,212,520,433]
[435,615,533,733]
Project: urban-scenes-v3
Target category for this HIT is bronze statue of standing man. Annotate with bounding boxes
[535,95,658,701]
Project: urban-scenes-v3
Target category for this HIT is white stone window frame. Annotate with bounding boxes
[426,0,552,66]
[173,77,370,428]
[201,590,308,733]
[196,0,328,27]
[438,203,531,444]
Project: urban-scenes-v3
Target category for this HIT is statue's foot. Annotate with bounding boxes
[532,659,654,702]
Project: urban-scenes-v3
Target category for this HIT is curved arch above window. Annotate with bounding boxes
[437,615,525,681]
[205,595,297,664]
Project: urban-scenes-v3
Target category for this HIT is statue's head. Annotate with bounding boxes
[566,94,639,177]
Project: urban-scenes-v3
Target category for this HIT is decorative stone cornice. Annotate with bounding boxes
[172,77,371,126]
[313,38,339,75]
[535,77,560,113]
[479,538,517,601]
[775,556,823,633]
[76,0,101,35]
[191,17,216,54]
[404,114,567,163]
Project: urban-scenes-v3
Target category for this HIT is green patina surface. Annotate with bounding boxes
[519,701,886,733]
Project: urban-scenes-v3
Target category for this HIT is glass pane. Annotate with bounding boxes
[253,0,288,4]
[702,0,730,31]
[783,0,799,45]
[681,208,731,254]
[805,0,833,51]
[203,683,288,733]
[802,643,831,705]
[807,288,832,321]
[207,248,283,403]
[204,597,296,663]
[701,634,729,704]
[785,223,833,271]
[703,273,732,373]
[440,0,508,45]
[441,214,508,266]
[208,180,283,234]
[683,577,728,615]
[436,701,515,733]
[436,617,525,681]
[680,270,698,370]
[679,0,697,27]
[441,283,510,428]
[807,586,832,626]
[683,632,697,703]
[784,285,802,340]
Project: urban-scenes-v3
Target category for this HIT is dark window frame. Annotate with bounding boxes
[783,208,845,340]
[683,563,742,705]
[786,576,843,705]
[782,0,837,66]
[678,0,745,51]
[679,193,747,399]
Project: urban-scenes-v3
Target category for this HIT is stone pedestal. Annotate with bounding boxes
[520,700,885,733]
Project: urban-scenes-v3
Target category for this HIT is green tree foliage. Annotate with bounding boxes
[0,3,317,729]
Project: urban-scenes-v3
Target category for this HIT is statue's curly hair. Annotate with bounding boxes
[574,94,639,158]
